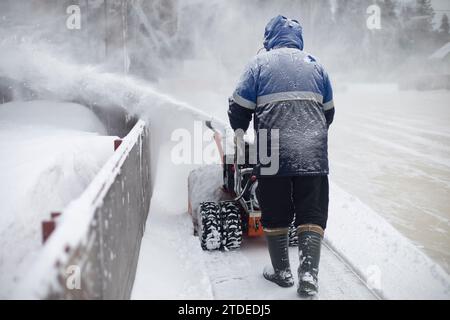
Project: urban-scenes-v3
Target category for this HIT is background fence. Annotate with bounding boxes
[15,119,151,299]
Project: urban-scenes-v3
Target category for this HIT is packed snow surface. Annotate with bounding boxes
[0,100,116,298]
[133,162,449,299]
[330,84,450,273]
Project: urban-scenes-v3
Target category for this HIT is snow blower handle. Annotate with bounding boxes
[205,120,216,132]
[233,130,246,168]
[205,120,224,165]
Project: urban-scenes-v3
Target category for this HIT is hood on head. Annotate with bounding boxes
[263,15,304,51]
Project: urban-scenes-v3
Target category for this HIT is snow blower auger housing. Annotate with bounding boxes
[187,121,298,251]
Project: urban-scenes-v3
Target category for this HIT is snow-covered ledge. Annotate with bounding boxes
[326,182,450,299]
[14,119,151,299]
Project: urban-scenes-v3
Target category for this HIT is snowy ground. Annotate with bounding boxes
[132,198,376,300]
[0,100,116,298]
[132,160,448,299]
[329,84,450,273]
[132,173,377,300]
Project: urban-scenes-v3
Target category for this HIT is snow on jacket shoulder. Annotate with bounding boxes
[228,15,335,176]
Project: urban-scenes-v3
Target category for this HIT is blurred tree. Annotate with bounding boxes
[380,1,400,48]
[398,0,436,55]
[381,0,398,25]
[398,1,415,50]
[438,14,450,41]
[296,0,334,55]
[332,0,377,75]
[364,0,402,77]
[415,0,435,33]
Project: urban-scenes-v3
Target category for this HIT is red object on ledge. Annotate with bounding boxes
[42,220,56,243]
[114,139,123,151]
[51,212,61,219]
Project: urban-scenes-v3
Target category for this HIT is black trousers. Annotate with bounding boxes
[256,175,329,230]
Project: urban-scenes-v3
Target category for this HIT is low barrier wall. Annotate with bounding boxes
[16,120,151,299]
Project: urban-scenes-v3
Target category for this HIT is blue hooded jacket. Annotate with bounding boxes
[228,15,335,176]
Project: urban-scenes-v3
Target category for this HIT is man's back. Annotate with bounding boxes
[248,47,333,176]
[231,49,334,176]
[253,47,328,102]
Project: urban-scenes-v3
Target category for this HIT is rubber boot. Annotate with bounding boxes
[263,228,294,288]
[297,224,324,297]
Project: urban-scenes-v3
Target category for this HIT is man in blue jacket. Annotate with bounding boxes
[228,15,335,297]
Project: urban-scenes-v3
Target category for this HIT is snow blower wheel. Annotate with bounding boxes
[219,201,243,250]
[190,120,266,251]
[288,222,298,247]
[200,202,222,251]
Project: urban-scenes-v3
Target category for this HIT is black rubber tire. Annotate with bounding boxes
[288,222,298,247]
[219,201,243,250]
[200,202,222,251]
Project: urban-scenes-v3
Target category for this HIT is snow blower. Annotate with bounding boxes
[187,121,298,251]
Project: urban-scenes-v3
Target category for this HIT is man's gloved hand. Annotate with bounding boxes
[233,129,245,145]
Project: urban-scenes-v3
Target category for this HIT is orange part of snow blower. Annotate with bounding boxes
[248,214,264,237]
